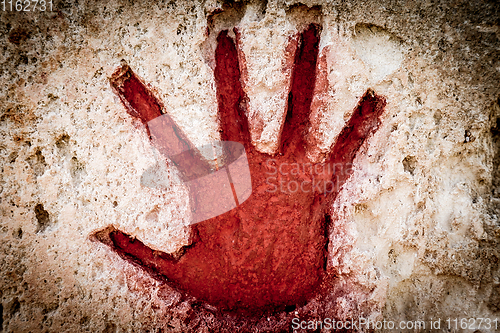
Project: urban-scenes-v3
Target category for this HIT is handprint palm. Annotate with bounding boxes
[95,25,385,314]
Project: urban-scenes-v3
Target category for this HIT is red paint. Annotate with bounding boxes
[216,30,251,146]
[100,24,386,315]
[110,65,162,123]
[110,65,212,181]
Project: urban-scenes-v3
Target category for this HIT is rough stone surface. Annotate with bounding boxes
[0,0,499,332]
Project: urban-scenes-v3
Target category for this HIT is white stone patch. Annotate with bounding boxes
[352,24,407,84]
[307,23,370,162]
[236,12,297,154]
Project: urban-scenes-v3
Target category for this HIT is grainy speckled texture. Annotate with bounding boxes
[0,0,499,332]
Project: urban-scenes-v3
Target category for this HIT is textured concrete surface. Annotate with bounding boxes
[0,0,499,332]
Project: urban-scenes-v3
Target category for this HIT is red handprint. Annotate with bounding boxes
[94,24,385,314]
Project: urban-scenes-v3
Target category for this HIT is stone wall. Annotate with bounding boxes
[0,0,499,331]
